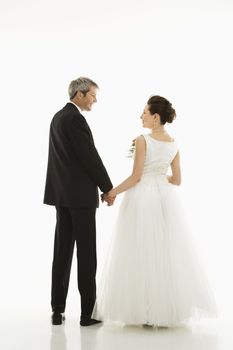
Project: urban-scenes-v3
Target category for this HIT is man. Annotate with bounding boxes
[44,77,114,326]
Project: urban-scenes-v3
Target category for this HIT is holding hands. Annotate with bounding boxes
[101,189,116,206]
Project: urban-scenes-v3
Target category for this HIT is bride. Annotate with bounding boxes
[92,95,217,326]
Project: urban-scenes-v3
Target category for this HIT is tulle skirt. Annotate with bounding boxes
[92,175,217,326]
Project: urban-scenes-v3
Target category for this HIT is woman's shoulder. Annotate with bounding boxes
[133,134,152,142]
[129,135,146,154]
[130,133,178,147]
[136,134,147,141]
[132,135,148,148]
[148,133,175,143]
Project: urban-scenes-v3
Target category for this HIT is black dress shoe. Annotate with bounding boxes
[80,318,102,326]
[52,312,65,325]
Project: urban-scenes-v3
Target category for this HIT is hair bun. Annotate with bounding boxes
[147,95,176,125]
[164,101,176,123]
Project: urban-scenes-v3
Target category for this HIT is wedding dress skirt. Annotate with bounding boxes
[92,134,217,326]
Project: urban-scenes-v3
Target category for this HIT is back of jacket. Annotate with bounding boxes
[43,103,112,208]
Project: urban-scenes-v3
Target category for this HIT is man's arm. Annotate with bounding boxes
[69,116,113,193]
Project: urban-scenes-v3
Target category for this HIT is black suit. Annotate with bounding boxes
[44,102,112,318]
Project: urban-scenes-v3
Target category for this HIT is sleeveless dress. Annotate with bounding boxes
[92,134,217,326]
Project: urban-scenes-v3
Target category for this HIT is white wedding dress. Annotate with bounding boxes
[92,134,217,326]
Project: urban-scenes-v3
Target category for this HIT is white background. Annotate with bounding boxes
[0,0,233,323]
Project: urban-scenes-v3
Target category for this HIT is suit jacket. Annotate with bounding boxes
[43,103,113,208]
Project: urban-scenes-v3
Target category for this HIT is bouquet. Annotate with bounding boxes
[127,139,136,158]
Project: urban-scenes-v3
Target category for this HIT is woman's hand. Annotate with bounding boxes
[101,189,117,206]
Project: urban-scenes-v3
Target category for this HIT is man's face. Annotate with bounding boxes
[80,86,97,111]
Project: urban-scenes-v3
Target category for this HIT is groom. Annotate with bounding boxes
[44,77,114,326]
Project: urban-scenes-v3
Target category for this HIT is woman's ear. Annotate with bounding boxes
[154,113,161,124]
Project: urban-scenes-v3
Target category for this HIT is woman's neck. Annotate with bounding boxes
[151,126,166,134]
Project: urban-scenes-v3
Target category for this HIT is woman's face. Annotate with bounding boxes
[140,104,155,129]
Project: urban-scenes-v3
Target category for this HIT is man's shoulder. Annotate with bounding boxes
[53,103,83,120]
[58,102,81,115]
[51,104,88,133]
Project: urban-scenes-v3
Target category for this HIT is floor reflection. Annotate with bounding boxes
[50,325,67,350]
[80,323,100,350]
[80,323,220,350]
[49,320,220,350]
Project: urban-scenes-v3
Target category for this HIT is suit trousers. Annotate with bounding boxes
[51,206,97,318]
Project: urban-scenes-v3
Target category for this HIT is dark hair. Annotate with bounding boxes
[147,95,176,125]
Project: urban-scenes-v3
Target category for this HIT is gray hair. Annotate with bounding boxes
[68,77,98,100]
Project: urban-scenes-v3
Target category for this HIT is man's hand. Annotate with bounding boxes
[101,190,116,206]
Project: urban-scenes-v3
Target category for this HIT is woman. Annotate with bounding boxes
[92,96,217,326]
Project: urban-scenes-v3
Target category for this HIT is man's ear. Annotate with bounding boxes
[77,91,84,98]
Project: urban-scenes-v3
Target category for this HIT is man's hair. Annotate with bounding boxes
[68,77,98,99]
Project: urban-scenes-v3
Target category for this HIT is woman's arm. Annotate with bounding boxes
[167,151,181,186]
[109,136,146,197]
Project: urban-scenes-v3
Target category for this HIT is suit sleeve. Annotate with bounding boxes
[69,116,113,193]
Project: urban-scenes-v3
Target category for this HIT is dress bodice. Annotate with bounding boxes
[142,134,178,178]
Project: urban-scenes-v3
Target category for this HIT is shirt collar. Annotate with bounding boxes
[68,101,81,112]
